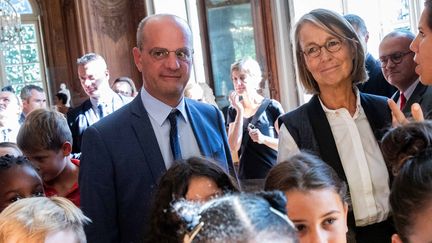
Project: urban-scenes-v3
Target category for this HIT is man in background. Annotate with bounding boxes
[344,14,397,98]
[379,30,432,116]
[19,85,46,124]
[67,53,131,154]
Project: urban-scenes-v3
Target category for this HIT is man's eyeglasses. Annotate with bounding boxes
[148,47,194,61]
[302,38,343,58]
[379,51,413,67]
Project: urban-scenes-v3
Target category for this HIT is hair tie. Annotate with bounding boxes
[183,221,204,243]
[269,207,295,229]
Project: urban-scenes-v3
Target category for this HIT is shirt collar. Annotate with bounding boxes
[318,87,361,117]
[403,79,420,100]
[89,89,118,108]
[140,87,187,127]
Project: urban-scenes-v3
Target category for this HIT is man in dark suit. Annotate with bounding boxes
[379,30,432,116]
[344,14,397,98]
[67,53,130,154]
[79,14,235,243]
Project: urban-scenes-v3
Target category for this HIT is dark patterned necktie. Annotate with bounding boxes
[97,104,104,118]
[167,109,182,161]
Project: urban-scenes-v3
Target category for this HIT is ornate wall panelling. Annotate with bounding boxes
[39,0,146,105]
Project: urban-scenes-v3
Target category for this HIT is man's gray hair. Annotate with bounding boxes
[20,84,44,101]
[77,53,106,66]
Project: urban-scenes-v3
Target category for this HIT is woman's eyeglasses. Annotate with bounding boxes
[379,51,413,67]
[302,38,343,58]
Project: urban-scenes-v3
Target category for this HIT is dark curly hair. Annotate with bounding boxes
[0,155,33,171]
[381,121,432,175]
[173,191,298,243]
[144,157,238,243]
[381,121,432,242]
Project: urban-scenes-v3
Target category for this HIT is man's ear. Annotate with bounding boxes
[365,32,370,44]
[62,141,72,156]
[391,234,403,243]
[105,68,110,81]
[132,47,143,72]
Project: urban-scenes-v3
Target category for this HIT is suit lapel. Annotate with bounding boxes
[306,95,347,182]
[185,99,210,157]
[403,82,426,113]
[130,95,166,178]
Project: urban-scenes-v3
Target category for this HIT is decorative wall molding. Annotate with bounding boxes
[92,0,128,42]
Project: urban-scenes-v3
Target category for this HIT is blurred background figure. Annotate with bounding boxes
[19,85,47,124]
[227,57,283,184]
[184,81,218,107]
[184,82,204,102]
[0,197,90,243]
[174,191,298,243]
[58,83,71,107]
[68,53,131,154]
[0,91,22,143]
[1,86,15,94]
[112,76,137,97]
[344,14,397,98]
[54,92,71,115]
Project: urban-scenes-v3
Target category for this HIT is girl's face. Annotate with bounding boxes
[393,202,432,243]
[285,188,348,243]
[0,165,44,211]
[410,8,432,85]
[185,176,222,202]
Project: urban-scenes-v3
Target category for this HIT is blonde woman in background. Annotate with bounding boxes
[227,57,284,181]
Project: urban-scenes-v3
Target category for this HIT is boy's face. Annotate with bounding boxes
[0,165,44,211]
[26,149,67,183]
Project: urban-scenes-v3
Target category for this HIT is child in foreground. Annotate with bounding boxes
[17,109,80,206]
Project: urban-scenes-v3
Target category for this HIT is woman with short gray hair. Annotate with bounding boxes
[277,8,394,242]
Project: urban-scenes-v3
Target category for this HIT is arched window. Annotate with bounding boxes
[0,0,46,94]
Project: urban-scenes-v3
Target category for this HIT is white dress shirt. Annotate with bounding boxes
[278,91,390,226]
[141,88,201,169]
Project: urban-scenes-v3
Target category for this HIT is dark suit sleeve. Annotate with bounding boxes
[79,126,119,243]
[215,105,237,179]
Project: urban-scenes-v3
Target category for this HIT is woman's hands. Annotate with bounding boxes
[248,124,265,144]
[387,99,424,126]
[247,124,279,151]
[229,91,244,113]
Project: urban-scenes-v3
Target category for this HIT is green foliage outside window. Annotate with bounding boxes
[2,23,42,93]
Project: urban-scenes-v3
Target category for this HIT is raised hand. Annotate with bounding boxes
[387,99,424,126]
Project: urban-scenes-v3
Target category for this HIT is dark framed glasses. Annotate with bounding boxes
[148,47,194,61]
[302,38,343,58]
[379,51,413,67]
